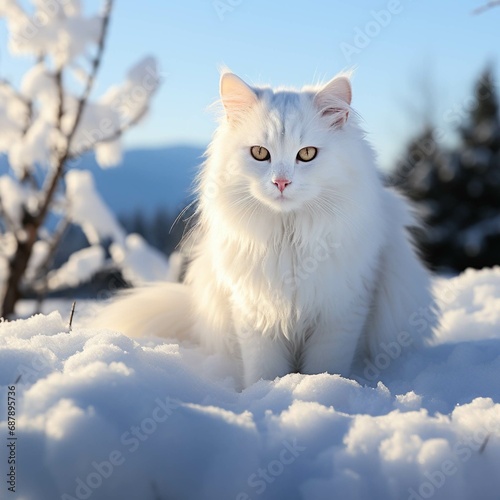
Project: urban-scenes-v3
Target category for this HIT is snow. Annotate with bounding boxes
[64,170,171,286]
[1,9,158,172]
[64,100,121,164]
[94,139,122,168]
[110,234,170,285]
[101,56,160,123]
[5,1,102,68]
[0,0,22,18]
[60,56,159,168]
[0,175,28,227]
[0,85,25,155]
[65,170,126,246]
[8,116,53,174]
[434,268,500,344]
[24,239,50,284]
[46,245,105,290]
[21,64,58,106]
[1,267,500,500]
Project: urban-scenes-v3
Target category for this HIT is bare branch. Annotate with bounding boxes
[50,68,65,166]
[478,434,491,453]
[472,1,500,14]
[21,99,33,135]
[55,70,65,130]
[68,301,76,332]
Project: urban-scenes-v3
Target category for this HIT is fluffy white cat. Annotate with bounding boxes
[93,71,437,388]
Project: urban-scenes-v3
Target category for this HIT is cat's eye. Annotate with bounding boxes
[250,146,271,161]
[297,147,318,162]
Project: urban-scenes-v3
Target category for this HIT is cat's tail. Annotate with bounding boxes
[363,188,438,363]
[86,282,195,342]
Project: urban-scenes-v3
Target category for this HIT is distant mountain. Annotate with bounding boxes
[77,145,205,216]
[0,145,205,217]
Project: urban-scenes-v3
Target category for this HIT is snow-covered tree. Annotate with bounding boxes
[0,0,168,317]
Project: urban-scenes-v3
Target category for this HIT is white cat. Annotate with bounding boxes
[93,71,437,388]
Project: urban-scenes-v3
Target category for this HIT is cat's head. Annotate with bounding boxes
[211,71,364,215]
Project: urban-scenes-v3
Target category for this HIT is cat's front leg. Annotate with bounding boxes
[301,305,369,377]
[237,326,293,387]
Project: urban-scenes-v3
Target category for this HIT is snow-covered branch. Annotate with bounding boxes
[0,0,164,317]
[36,0,114,226]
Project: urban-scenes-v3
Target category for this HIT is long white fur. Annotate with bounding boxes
[91,71,437,388]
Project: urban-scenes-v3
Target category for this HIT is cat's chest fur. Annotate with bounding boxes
[213,218,378,341]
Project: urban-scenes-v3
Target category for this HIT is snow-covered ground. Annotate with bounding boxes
[1,267,500,500]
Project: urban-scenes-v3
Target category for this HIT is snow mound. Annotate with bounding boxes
[1,267,500,500]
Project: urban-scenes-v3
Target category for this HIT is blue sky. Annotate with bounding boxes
[1,0,499,169]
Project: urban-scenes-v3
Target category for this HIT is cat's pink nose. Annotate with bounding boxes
[273,178,291,193]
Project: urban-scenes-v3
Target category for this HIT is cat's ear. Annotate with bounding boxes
[220,72,258,122]
[314,76,352,128]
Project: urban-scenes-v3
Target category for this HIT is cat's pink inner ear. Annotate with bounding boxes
[314,76,352,128]
[220,73,258,119]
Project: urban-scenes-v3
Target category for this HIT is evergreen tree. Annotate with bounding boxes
[391,67,500,272]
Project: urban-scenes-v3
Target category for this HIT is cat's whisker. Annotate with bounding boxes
[170,200,197,234]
